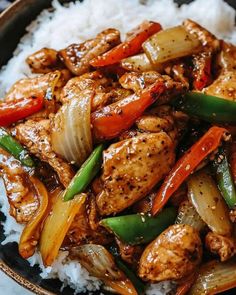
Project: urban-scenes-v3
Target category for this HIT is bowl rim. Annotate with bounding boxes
[0,260,54,295]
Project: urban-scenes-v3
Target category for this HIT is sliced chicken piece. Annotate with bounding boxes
[205,232,236,261]
[5,70,71,119]
[229,208,236,223]
[59,28,120,76]
[119,71,188,105]
[136,105,188,144]
[5,71,61,102]
[136,114,173,133]
[116,238,143,266]
[96,132,175,215]
[132,192,155,214]
[183,19,220,52]
[26,48,63,74]
[60,71,114,110]
[12,119,74,187]
[65,198,111,247]
[164,60,190,87]
[205,71,236,101]
[139,224,202,282]
[0,148,39,223]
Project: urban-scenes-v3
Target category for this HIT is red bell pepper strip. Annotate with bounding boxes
[0,96,44,126]
[151,126,228,216]
[91,79,166,141]
[192,52,212,90]
[90,21,162,67]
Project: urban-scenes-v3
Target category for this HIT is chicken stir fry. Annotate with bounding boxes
[1,19,236,295]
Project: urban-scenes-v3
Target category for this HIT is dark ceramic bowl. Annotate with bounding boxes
[0,1,236,294]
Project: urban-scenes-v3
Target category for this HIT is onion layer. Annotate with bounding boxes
[121,53,164,72]
[51,88,93,166]
[189,259,236,295]
[143,25,201,64]
[39,192,86,266]
[71,244,138,295]
[187,169,232,236]
[175,200,206,232]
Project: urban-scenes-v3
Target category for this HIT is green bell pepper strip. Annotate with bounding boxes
[213,148,236,208]
[100,207,177,245]
[116,258,146,295]
[64,144,105,201]
[173,92,236,124]
[0,128,34,168]
[109,245,146,295]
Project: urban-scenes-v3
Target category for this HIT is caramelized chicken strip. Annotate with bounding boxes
[136,114,173,133]
[0,148,39,223]
[119,71,187,105]
[205,232,236,261]
[139,224,202,282]
[12,119,74,187]
[116,238,143,266]
[136,105,188,144]
[60,71,112,109]
[96,132,175,215]
[205,71,236,101]
[65,199,111,246]
[26,48,62,74]
[229,208,236,223]
[183,19,220,51]
[59,29,120,76]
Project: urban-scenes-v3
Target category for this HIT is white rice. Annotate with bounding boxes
[0,0,235,294]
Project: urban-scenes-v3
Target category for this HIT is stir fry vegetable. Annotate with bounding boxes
[192,52,212,90]
[187,169,232,236]
[174,92,236,123]
[0,96,44,126]
[152,126,228,215]
[90,21,162,67]
[121,53,163,72]
[2,17,236,295]
[189,260,236,295]
[213,149,236,208]
[51,88,93,167]
[100,207,177,245]
[115,258,146,295]
[40,192,86,266]
[0,128,34,168]
[70,244,138,295]
[143,25,201,64]
[64,144,105,201]
[229,141,236,185]
[92,78,166,140]
[175,200,206,232]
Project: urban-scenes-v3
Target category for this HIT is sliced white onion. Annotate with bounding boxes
[121,53,164,72]
[143,25,201,64]
[70,244,138,295]
[187,169,232,236]
[39,192,86,266]
[51,88,93,166]
[175,200,206,232]
[70,244,124,280]
[189,259,236,294]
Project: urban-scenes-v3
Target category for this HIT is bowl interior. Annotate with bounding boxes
[0,0,236,294]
